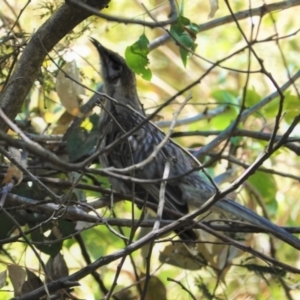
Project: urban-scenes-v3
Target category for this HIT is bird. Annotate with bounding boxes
[90,37,300,250]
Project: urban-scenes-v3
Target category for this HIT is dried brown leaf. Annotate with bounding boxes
[56,60,85,117]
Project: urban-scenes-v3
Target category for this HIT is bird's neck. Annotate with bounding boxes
[104,84,143,114]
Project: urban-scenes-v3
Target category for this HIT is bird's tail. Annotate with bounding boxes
[182,184,300,250]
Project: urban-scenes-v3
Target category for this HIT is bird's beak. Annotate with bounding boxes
[89,37,111,66]
[90,38,105,55]
[90,37,122,83]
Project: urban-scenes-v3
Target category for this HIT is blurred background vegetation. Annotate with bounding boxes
[1,0,300,299]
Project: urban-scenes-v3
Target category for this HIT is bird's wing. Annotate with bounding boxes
[102,110,300,249]
[129,119,300,249]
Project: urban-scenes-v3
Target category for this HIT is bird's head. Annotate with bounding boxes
[90,38,139,105]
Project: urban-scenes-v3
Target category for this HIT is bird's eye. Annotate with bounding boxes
[107,60,122,81]
[112,64,122,72]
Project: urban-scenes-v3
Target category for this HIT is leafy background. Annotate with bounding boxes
[1,0,300,299]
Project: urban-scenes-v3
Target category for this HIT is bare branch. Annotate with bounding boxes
[149,0,300,50]
[68,0,178,28]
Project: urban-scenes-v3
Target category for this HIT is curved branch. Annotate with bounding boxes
[0,0,109,131]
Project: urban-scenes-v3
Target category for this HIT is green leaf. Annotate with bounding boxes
[212,90,239,106]
[170,13,198,67]
[66,128,97,162]
[210,108,238,130]
[282,94,300,123]
[180,15,191,26]
[66,113,99,162]
[244,89,261,107]
[230,136,243,146]
[30,220,76,256]
[125,34,152,80]
[263,91,300,120]
[178,32,195,66]
[212,90,240,113]
[248,171,278,215]
[210,90,239,129]
[187,22,200,34]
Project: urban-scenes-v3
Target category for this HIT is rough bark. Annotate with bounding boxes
[0,0,110,130]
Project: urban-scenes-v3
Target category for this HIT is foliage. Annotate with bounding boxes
[1,0,300,299]
[125,34,152,80]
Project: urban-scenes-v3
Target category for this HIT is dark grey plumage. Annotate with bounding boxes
[91,38,300,249]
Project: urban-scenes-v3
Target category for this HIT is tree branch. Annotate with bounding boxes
[0,0,109,131]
